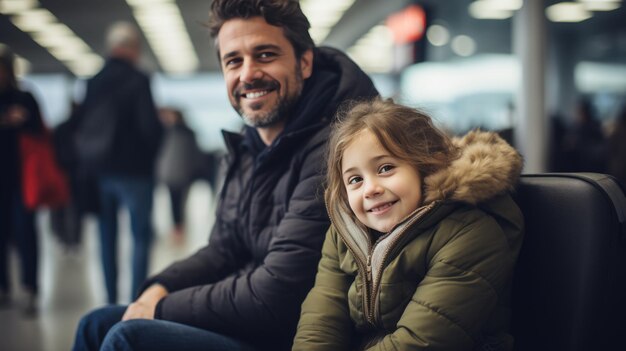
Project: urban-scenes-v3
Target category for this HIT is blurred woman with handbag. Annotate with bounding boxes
[0,43,45,316]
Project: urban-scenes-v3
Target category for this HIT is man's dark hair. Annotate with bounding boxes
[208,0,314,58]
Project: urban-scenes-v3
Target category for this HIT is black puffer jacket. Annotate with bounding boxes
[78,58,162,176]
[145,47,378,350]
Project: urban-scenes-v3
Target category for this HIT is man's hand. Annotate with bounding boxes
[122,284,169,321]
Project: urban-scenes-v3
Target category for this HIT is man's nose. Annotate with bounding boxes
[240,60,263,84]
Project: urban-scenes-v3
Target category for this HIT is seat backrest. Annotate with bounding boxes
[511,173,626,350]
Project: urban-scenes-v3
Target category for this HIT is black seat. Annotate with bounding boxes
[511,173,626,350]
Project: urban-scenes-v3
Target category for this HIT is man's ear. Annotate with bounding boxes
[299,49,314,79]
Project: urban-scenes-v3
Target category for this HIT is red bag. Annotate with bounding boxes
[19,130,70,209]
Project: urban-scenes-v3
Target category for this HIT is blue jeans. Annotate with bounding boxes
[72,305,257,351]
[98,176,154,304]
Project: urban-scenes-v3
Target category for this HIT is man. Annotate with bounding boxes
[74,22,163,304]
[73,1,378,350]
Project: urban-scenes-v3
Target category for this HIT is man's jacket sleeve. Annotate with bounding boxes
[149,139,330,340]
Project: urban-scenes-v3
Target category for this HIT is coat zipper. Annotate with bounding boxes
[369,202,439,325]
[327,202,439,327]
[365,254,374,325]
[326,205,374,326]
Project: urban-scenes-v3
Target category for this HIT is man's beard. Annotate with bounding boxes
[235,69,303,128]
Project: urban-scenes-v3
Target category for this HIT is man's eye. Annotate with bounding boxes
[224,58,241,67]
[348,176,362,185]
[379,165,394,174]
[258,52,276,60]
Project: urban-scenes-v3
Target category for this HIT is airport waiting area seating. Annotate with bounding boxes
[511,173,626,350]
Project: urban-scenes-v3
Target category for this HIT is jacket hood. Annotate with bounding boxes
[280,46,379,136]
[423,130,523,205]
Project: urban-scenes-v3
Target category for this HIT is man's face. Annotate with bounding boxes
[217,17,313,128]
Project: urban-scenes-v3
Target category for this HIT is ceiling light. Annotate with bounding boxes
[67,56,104,77]
[578,0,622,11]
[41,23,74,37]
[480,0,523,11]
[546,2,593,22]
[469,0,522,19]
[0,0,37,14]
[300,0,355,44]
[426,24,450,47]
[451,35,476,57]
[7,4,103,77]
[10,8,56,32]
[126,0,199,75]
[470,7,513,19]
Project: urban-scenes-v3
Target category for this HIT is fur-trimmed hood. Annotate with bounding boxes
[423,130,523,205]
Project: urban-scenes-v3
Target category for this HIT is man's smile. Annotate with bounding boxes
[235,80,279,101]
[242,90,271,99]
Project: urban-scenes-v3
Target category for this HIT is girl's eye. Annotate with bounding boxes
[379,164,394,174]
[348,176,362,185]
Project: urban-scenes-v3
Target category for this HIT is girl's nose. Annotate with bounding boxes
[364,180,383,198]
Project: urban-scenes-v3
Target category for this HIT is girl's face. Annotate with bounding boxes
[341,129,423,233]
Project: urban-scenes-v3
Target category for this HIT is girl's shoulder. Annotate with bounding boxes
[425,203,507,247]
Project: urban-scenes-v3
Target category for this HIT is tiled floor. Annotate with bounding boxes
[0,182,216,351]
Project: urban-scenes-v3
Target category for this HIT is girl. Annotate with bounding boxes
[293,98,524,350]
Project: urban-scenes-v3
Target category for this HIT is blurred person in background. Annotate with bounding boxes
[607,106,626,187]
[155,107,203,241]
[51,101,87,252]
[73,22,163,304]
[547,113,569,172]
[0,43,44,315]
[562,97,607,173]
[72,0,378,350]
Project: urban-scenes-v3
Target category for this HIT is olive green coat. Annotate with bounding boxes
[293,131,524,350]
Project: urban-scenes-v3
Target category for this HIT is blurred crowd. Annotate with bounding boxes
[548,98,626,187]
[1,27,220,314]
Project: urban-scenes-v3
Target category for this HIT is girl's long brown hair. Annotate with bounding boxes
[325,98,460,216]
